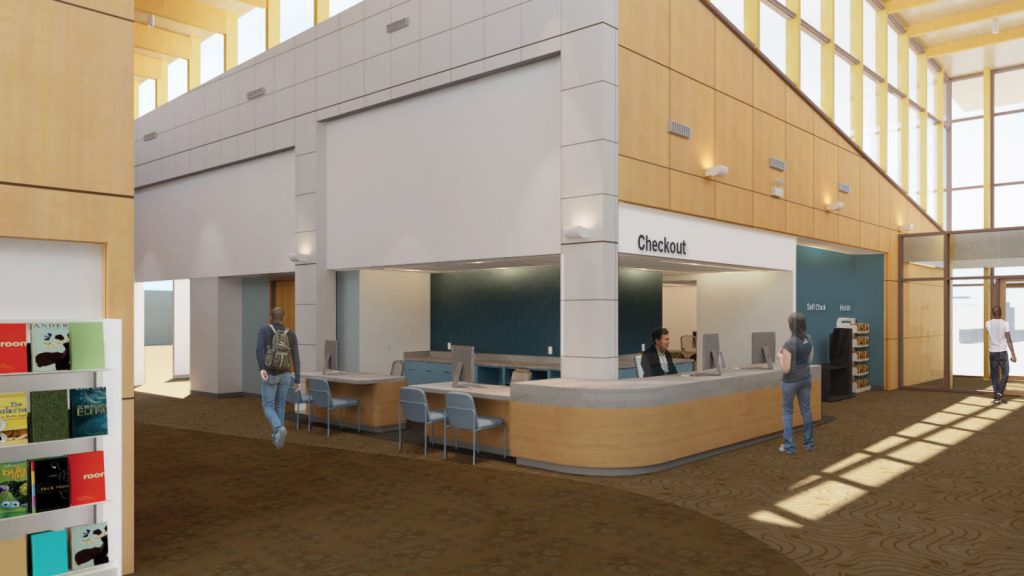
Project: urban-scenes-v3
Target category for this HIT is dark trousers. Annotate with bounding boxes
[989,351,1009,397]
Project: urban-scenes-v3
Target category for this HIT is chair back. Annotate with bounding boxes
[391,360,405,376]
[634,353,645,377]
[286,386,305,405]
[399,387,431,423]
[509,368,532,383]
[308,377,332,408]
[444,391,478,430]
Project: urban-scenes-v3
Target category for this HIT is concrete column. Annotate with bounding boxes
[559,18,620,380]
[190,277,243,395]
[172,279,191,379]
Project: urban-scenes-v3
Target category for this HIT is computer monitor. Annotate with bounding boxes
[751,332,776,367]
[701,333,720,371]
[323,339,341,372]
[451,345,475,384]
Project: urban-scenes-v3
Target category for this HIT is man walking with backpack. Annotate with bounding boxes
[257,307,301,448]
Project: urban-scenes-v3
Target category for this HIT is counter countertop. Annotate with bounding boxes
[404,351,694,370]
[511,365,821,409]
[411,382,512,401]
[306,371,404,384]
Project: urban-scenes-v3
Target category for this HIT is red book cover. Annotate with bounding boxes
[68,451,105,506]
[0,324,29,374]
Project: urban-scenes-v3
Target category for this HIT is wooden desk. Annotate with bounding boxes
[410,382,510,456]
[304,371,406,432]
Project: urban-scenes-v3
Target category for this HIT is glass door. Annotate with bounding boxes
[1002,281,1024,380]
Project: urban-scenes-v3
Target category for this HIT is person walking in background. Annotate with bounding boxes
[777,312,814,455]
[257,306,301,448]
[986,304,1016,404]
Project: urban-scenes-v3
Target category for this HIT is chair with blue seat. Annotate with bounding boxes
[307,377,360,437]
[398,387,446,455]
[285,385,313,430]
[443,391,507,465]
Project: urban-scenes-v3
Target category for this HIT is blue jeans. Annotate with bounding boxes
[989,351,1009,397]
[781,378,814,453]
[262,372,294,431]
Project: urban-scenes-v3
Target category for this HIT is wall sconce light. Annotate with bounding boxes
[289,252,315,264]
[771,179,785,199]
[898,223,915,233]
[147,14,156,27]
[825,200,845,212]
[838,183,851,194]
[704,165,729,178]
[563,226,592,241]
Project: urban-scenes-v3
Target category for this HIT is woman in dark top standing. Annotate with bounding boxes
[776,312,814,455]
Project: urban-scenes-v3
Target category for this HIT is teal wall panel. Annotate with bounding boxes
[618,269,663,354]
[796,246,884,388]
[144,290,173,346]
[242,277,271,395]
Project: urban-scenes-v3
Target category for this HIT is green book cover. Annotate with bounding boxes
[29,390,68,443]
[0,461,29,519]
[68,322,104,371]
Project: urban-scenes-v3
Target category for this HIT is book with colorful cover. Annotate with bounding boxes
[0,392,29,446]
[29,322,70,372]
[31,457,69,513]
[68,451,105,506]
[0,535,28,576]
[29,530,67,576]
[28,390,68,443]
[0,323,29,374]
[70,388,107,438]
[69,522,109,569]
[68,322,104,371]
[0,461,29,519]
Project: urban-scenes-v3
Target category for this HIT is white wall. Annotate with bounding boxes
[173,279,191,378]
[134,283,145,386]
[135,151,295,282]
[358,270,430,375]
[190,277,243,395]
[663,284,697,345]
[325,58,562,270]
[697,271,794,369]
[0,238,103,319]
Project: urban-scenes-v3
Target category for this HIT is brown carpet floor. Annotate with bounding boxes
[135,389,1024,576]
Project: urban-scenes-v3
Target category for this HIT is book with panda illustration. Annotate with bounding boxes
[29,323,71,372]
[0,392,29,446]
[0,461,29,519]
[69,522,109,569]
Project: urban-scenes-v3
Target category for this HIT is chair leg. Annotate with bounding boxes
[504,426,508,459]
[357,405,361,433]
[443,421,447,461]
[423,422,427,456]
[472,430,477,466]
[327,408,331,437]
[398,406,403,452]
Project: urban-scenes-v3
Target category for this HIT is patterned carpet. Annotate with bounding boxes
[135,389,1024,576]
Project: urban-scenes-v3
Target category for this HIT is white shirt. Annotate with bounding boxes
[658,350,669,372]
[986,319,1010,352]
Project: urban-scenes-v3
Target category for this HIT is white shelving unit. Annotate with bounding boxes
[0,320,122,576]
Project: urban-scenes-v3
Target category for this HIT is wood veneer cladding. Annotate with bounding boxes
[511,379,821,469]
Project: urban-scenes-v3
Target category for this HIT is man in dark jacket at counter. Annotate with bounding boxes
[641,328,678,377]
[257,306,301,449]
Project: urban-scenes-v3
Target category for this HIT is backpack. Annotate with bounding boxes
[264,325,291,371]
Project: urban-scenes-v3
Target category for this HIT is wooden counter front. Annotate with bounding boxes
[304,371,406,431]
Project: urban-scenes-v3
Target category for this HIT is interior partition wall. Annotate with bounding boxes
[900,227,1024,392]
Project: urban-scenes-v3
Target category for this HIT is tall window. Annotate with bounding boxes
[950,76,984,231]
[329,0,361,16]
[952,120,984,189]
[760,2,787,72]
[927,120,939,221]
[280,0,314,43]
[167,58,187,101]
[863,75,879,161]
[713,0,744,29]
[887,90,900,181]
[994,67,1024,113]
[835,56,853,137]
[238,8,266,64]
[926,66,936,116]
[200,34,225,84]
[951,188,984,231]
[834,0,851,52]
[802,0,822,30]
[908,47,919,103]
[887,26,898,84]
[994,68,1024,228]
[801,32,822,107]
[863,0,877,71]
[908,111,921,204]
[138,79,156,117]
[951,75,983,119]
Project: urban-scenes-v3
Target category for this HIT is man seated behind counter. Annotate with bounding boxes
[641,328,678,377]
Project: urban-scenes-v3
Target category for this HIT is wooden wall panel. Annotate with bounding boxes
[859,160,880,225]
[715,182,753,226]
[0,0,133,196]
[786,202,815,237]
[786,90,815,132]
[670,170,716,218]
[61,0,133,19]
[837,216,860,247]
[813,138,839,210]
[814,210,838,243]
[619,48,670,167]
[620,0,670,66]
[753,194,786,232]
[752,110,786,197]
[714,20,753,104]
[714,93,753,190]
[786,125,814,207]
[752,59,786,119]
[838,149,861,220]
[620,157,670,209]
[885,337,898,390]
[669,0,716,86]
[670,71,715,176]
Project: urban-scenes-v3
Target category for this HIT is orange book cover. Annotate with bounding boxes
[68,451,105,506]
[0,324,29,374]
